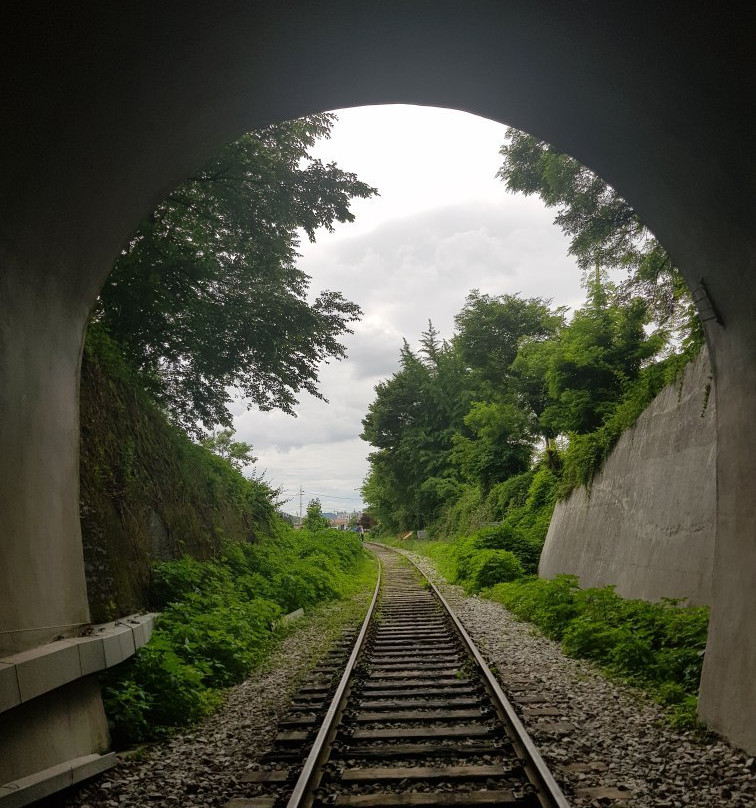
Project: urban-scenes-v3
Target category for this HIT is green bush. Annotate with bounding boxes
[104,527,368,746]
[489,575,582,638]
[431,485,488,541]
[444,522,539,591]
[485,471,534,520]
[469,524,542,574]
[102,633,221,746]
[488,576,710,722]
[467,549,524,590]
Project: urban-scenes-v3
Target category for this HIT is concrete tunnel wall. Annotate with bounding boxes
[539,349,717,605]
[0,2,754,780]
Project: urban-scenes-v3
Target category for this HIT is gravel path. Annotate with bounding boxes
[400,548,755,808]
[59,585,374,808]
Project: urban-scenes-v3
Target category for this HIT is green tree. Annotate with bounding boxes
[453,291,564,444]
[361,329,471,531]
[450,400,534,492]
[95,114,378,435]
[361,303,565,528]
[498,128,699,345]
[303,498,330,532]
[199,428,256,472]
[536,272,664,435]
[454,291,561,393]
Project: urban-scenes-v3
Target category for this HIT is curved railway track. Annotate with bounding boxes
[231,543,569,808]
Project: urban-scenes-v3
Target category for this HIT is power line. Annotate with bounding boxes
[304,490,363,501]
[284,489,363,502]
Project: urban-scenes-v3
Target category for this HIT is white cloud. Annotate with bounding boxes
[252,438,370,516]
[231,105,585,512]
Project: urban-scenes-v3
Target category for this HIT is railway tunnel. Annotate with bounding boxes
[0,1,754,791]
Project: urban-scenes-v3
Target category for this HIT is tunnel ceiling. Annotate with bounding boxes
[1,2,754,318]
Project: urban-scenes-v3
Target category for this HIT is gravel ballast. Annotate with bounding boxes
[59,548,754,808]
[60,587,374,808]
[401,548,755,808]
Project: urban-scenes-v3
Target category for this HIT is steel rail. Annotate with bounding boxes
[398,548,571,808]
[285,554,383,808]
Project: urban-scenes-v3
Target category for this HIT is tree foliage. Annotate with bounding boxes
[451,401,533,492]
[498,127,700,345]
[95,114,377,434]
[303,498,331,532]
[361,324,475,532]
[525,272,664,435]
[361,297,557,532]
[362,283,669,534]
[200,428,256,472]
[455,290,562,391]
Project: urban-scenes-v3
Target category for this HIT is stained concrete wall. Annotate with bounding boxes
[0,678,109,786]
[540,349,716,605]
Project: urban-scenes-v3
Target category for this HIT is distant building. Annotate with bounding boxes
[329,517,349,530]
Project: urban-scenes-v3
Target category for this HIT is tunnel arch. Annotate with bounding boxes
[1,2,754,774]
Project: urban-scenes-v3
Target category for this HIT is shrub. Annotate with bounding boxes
[102,633,220,746]
[488,575,710,723]
[104,527,368,746]
[485,471,534,520]
[467,549,524,590]
[469,524,542,574]
[490,575,582,639]
[446,522,539,591]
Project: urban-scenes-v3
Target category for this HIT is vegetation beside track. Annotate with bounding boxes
[103,530,373,747]
[488,575,709,728]
[383,539,709,730]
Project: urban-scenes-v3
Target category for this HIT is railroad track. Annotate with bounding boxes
[230,544,569,808]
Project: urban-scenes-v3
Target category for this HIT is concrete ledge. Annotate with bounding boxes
[0,663,21,713]
[0,753,115,808]
[0,613,156,714]
[281,607,304,623]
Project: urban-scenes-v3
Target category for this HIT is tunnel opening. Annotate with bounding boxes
[71,102,716,757]
[0,6,753,793]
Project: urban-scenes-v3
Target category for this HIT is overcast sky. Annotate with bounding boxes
[231,105,584,516]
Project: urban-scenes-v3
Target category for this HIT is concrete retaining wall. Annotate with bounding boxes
[539,349,716,605]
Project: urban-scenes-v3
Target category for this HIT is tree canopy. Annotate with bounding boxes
[94,114,378,435]
[199,428,256,472]
[361,128,698,538]
[361,282,666,533]
[532,272,663,435]
[498,128,699,345]
[303,498,331,532]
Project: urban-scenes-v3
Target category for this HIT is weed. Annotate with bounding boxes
[103,529,370,747]
[487,576,709,727]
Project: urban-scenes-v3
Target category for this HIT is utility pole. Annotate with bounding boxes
[299,485,303,525]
